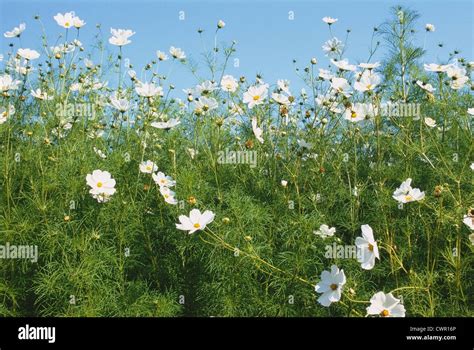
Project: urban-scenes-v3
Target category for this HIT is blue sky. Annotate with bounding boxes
[1,0,473,95]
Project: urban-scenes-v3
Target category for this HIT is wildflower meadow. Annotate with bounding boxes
[0,3,473,320]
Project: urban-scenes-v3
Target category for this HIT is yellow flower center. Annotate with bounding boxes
[330,283,338,291]
[97,182,103,188]
[65,22,70,27]
[351,111,357,118]
[368,243,374,252]
[146,166,152,171]
[380,309,389,317]
[203,104,209,111]
[160,179,166,184]
[253,95,260,101]
[164,194,169,198]
[193,223,201,229]
[366,84,372,90]
[405,195,412,201]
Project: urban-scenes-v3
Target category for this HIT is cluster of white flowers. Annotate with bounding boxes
[424,63,469,90]
[53,12,86,29]
[140,160,178,205]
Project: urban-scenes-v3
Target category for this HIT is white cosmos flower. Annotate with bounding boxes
[135,82,163,97]
[330,77,352,97]
[195,80,218,95]
[424,63,451,72]
[228,101,244,116]
[471,162,474,170]
[170,46,186,60]
[392,178,425,203]
[463,215,474,230]
[0,74,22,91]
[84,58,94,68]
[467,108,474,116]
[110,93,132,112]
[318,68,333,80]
[156,50,169,61]
[322,37,344,57]
[322,16,338,24]
[194,96,218,114]
[277,79,291,95]
[314,265,346,307]
[251,117,264,144]
[17,48,40,60]
[151,118,180,129]
[446,66,468,90]
[31,88,53,100]
[331,58,356,71]
[297,139,312,149]
[220,75,238,92]
[359,62,381,70]
[217,20,226,29]
[153,172,176,188]
[367,292,406,317]
[314,224,336,239]
[355,224,380,270]
[53,12,75,29]
[4,23,26,38]
[160,186,178,205]
[416,80,436,93]
[344,103,375,122]
[425,23,435,32]
[176,208,215,234]
[272,92,291,106]
[50,43,75,55]
[86,170,116,202]
[316,93,341,113]
[139,160,158,174]
[243,85,268,108]
[424,117,437,128]
[354,71,381,92]
[0,104,15,124]
[109,28,135,46]
[281,180,288,187]
[73,16,86,28]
